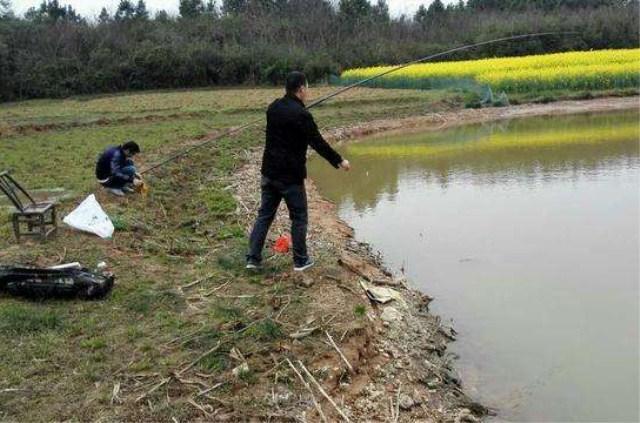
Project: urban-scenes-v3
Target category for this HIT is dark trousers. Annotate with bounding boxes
[247,176,308,266]
[101,161,136,190]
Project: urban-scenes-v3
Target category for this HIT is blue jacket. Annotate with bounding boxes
[95,146,132,181]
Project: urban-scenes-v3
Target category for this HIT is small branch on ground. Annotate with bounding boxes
[187,398,212,418]
[325,330,354,374]
[203,281,230,296]
[135,377,171,403]
[394,383,401,423]
[297,359,351,422]
[177,341,222,376]
[181,274,215,290]
[196,382,225,397]
[286,358,328,423]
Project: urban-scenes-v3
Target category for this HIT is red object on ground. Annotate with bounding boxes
[273,235,291,254]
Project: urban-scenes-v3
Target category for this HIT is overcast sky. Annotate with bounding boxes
[9,0,454,18]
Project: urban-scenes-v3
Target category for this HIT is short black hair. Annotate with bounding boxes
[286,71,307,95]
[121,140,140,154]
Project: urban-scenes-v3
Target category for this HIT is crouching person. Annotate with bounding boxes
[96,141,142,196]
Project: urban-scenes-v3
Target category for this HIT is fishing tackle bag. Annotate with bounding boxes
[0,266,114,300]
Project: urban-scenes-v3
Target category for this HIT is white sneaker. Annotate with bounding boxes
[106,188,125,197]
[246,259,262,270]
[294,259,315,272]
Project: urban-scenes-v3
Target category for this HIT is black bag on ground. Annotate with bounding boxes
[0,266,114,299]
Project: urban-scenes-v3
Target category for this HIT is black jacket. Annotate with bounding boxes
[261,94,343,184]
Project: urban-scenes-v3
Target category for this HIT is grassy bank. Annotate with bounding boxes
[0,86,458,421]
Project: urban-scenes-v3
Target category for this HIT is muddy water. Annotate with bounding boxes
[309,110,640,422]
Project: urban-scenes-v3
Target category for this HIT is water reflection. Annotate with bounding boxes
[311,111,639,213]
[309,110,640,422]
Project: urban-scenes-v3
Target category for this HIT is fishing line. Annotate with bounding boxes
[140,31,578,175]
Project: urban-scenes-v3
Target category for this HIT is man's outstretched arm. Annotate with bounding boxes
[302,111,349,170]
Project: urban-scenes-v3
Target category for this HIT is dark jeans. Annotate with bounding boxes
[101,162,136,190]
[247,176,308,266]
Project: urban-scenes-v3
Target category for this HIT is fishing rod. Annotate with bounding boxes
[140,31,577,175]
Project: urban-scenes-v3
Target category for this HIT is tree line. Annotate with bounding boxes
[0,0,637,101]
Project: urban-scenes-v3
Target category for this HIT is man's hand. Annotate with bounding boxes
[339,159,351,171]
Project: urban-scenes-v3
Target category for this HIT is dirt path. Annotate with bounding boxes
[232,96,638,422]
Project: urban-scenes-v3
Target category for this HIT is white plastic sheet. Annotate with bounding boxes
[359,280,407,308]
[63,194,114,239]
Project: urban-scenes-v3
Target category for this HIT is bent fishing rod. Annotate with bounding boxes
[140,31,577,176]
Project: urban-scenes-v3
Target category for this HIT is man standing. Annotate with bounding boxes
[247,72,351,272]
[95,141,142,197]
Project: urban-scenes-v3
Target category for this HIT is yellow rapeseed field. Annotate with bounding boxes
[339,49,640,92]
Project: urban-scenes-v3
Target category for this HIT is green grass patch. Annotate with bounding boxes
[183,328,221,350]
[216,224,245,241]
[199,353,229,372]
[0,304,64,334]
[123,288,156,314]
[238,367,257,384]
[244,318,283,342]
[216,242,248,271]
[80,337,108,351]
[121,289,177,313]
[210,304,244,321]
[197,186,237,217]
[111,215,130,231]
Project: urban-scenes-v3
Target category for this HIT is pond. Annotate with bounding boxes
[309,110,639,422]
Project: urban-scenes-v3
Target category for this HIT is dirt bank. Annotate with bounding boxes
[232,96,638,422]
[234,157,485,422]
